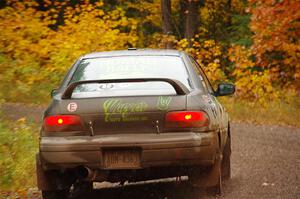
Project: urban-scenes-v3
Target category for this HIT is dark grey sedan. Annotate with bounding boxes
[36,49,235,199]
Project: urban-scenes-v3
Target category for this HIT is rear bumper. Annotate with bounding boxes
[40,132,218,170]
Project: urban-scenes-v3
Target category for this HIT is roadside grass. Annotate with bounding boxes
[220,96,300,128]
[0,117,39,199]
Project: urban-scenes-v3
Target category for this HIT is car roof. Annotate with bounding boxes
[81,49,185,59]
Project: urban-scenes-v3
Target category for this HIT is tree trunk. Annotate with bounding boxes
[0,0,7,9]
[161,0,173,49]
[184,0,199,47]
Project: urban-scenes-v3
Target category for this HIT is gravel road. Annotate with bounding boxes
[89,123,300,199]
[1,103,300,199]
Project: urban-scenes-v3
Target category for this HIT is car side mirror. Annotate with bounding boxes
[51,89,59,97]
[215,83,235,96]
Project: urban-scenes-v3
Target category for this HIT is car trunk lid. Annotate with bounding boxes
[50,78,189,135]
[58,95,186,134]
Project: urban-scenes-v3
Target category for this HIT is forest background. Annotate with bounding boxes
[0,0,299,117]
[0,0,299,124]
[0,0,299,196]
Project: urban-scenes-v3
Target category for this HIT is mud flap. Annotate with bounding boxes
[36,154,72,191]
[190,153,222,188]
[222,136,231,180]
[190,133,222,188]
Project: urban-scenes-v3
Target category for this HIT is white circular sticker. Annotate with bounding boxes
[67,102,78,112]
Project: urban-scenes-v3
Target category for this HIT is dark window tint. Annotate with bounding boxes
[189,56,214,94]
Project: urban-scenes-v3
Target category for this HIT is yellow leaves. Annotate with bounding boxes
[231,0,247,14]
[205,62,225,84]
[0,1,296,105]
[98,10,105,16]
[0,1,139,103]
[229,45,279,105]
[174,37,226,85]
[126,0,162,27]
[95,1,104,7]
[199,6,209,22]
[16,117,26,124]
[203,40,214,48]
[177,39,189,50]
[199,0,231,28]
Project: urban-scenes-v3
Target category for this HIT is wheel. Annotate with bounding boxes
[69,181,93,199]
[189,137,223,196]
[42,190,69,199]
[210,151,223,196]
[222,133,231,180]
[36,154,73,199]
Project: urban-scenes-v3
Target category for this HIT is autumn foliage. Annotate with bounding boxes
[0,0,299,104]
[0,0,138,102]
[250,0,300,88]
[0,1,299,196]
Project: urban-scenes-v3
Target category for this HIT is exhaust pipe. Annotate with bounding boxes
[76,166,107,181]
[76,166,95,181]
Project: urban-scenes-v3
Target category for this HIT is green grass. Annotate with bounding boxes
[221,96,300,128]
[0,118,39,198]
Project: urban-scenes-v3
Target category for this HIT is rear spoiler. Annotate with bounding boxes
[61,78,189,99]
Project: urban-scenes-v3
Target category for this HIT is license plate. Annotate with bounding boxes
[103,150,141,169]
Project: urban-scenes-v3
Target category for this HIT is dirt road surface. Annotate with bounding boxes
[1,103,300,199]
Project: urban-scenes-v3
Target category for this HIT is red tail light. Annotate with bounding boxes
[44,115,83,132]
[165,111,209,129]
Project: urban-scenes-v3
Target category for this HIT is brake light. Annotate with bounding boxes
[165,111,209,129]
[44,115,83,132]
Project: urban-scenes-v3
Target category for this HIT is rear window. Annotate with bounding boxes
[69,56,191,98]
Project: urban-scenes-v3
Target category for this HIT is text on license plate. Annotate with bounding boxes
[103,150,141,169]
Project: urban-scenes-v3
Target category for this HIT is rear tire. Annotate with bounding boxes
[222,134,231,180]
[189,137,223,196]
[41,181,93,199]
[36,154,73,199]
[209,152,223,196]
[69,181,93,199]
[42,190,68,199]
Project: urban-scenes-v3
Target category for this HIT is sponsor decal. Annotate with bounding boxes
[202,95,212,104]
[67,102,78,112]
[103,99,148,122]
[156,96,172,111]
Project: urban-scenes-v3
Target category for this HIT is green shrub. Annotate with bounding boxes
[0,119,39,197]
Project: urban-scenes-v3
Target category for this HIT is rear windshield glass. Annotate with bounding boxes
[69,56,191,98]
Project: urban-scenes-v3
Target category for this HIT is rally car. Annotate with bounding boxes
[36,49,235,199]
